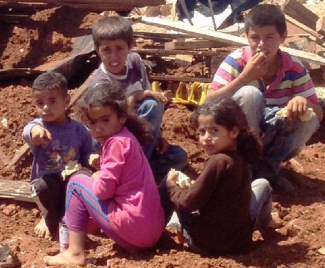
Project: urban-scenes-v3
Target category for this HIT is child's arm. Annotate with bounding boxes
[208,52,267,99]
[30,125,52,146]
[23,120,52,148]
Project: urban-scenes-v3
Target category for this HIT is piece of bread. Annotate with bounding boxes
[276,107,313,121]
[61,160,82,180]
[168,168,193,189]
[89,154,100,166]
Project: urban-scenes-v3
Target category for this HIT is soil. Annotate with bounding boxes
[2,2,325,268]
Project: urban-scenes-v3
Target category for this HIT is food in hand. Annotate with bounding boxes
[61,160,82,180]
[89,153,100,166]
[276,107,313,121]
[256,49,266,56]
[168,168,193,189]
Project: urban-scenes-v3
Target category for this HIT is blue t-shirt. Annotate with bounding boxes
[23,117,95,183]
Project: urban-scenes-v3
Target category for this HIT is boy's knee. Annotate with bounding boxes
[252,178,271,192]
[141,98,164,114]
[233,86,264,105]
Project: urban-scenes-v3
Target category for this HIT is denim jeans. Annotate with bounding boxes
[136,97,188,174]
[136,97,164,159]
[233,86,320,179]
[250,178,272,229]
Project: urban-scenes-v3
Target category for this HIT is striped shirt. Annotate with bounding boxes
[212,46,319,107]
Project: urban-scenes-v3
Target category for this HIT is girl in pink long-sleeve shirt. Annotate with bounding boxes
[44,82,165,266]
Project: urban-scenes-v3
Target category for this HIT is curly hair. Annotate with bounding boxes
[77,81,153,146]
[191,96,263,164]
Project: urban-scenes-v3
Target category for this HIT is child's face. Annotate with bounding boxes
[198,115,238,156]
[247,25,286,62]
[34,89,70,124]
[97,39,131,75]
[87,105,126,145]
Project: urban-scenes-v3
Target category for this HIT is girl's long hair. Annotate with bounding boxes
[191,96,263,164]
[77,81,153,146]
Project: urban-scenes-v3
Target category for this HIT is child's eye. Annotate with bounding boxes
[198,129,205,135]
[36,101,43,106]
[212,128,218,133]
[103,118,110,123]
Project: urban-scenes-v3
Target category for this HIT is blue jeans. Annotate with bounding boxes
[136,97,188,174]
[136,97,164,159]
[233,86,320,179]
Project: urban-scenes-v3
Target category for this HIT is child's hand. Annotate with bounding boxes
[89,154,100,170]
[286,96,308,120]
[242,52,268,82]
[91,171,100,180]
[156,136,169,154]
[31,125,52,146]
[145,90,168,104]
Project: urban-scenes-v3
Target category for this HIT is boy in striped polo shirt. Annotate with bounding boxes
[208,4,323,193]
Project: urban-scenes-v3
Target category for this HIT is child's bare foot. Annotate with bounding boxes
[268,212,283,229]
[34,217,51,239]
[43,250,86,266]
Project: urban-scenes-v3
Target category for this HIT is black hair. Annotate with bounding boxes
[92,16,134,49]
[191,96,263,164]
[77,81,153,146]
[244,4,287,37]
[32,71,68,96]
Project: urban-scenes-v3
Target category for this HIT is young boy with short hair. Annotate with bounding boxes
[208,4,323,193]
[23,71,95,239]
[89,16,188,177]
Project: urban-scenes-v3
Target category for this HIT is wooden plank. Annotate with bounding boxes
[316,17,325,37]
[0,0,165,10]
[165,40,223,50]
[281,0,318,31]
[139,16,325,66]
[0,179,34,203]
[149,75,212,83]
[133,48,231,57]
[1,0,165,4]
[285,15,325,47]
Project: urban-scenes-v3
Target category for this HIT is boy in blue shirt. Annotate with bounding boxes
[23,72,95,239]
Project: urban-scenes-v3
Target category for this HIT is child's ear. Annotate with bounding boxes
[230,126,240,139]
[128,43,133,52]
[281,30,287,43]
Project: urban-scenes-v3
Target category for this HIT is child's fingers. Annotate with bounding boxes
[44,129,52,141]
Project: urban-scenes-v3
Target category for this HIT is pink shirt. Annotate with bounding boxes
[212,46,319,107]
[92,127,164,248]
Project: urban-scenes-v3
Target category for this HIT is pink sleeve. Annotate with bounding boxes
[92,138,130,200]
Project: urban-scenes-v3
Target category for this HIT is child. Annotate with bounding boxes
[159,96,281,256]
[43,82,165,266]
[208,4,323,193]
[23,72,95,239]
[89,16,188,177]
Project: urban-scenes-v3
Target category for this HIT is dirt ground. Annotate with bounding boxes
[2,1,325,267]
